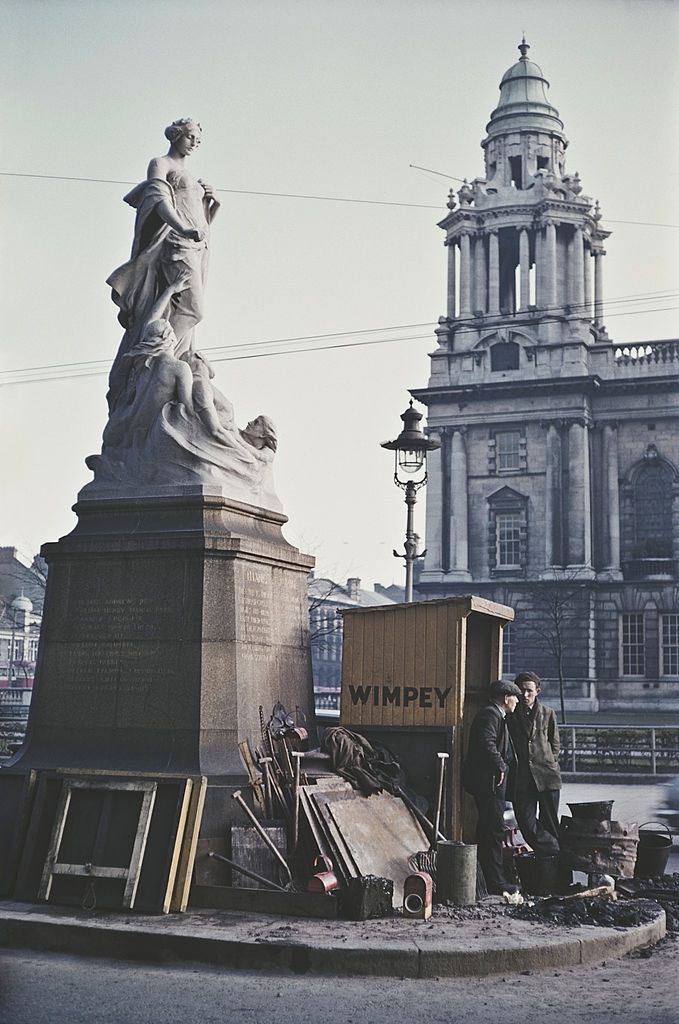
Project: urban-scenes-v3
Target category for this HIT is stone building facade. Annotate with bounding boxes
[309,575,398,710]
[413,41,679,713]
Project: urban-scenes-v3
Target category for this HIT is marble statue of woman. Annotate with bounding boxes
[106,118,220,409]
[84,118,283,512]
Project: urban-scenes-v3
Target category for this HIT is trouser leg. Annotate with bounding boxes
[474,789,511,891]
[537,789,561,844]
[513,780,559,855]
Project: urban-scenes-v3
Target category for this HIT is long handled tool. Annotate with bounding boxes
[431,752,449,851]
[231,790,293,882]
[291,750,303,859]
[207,851,287,893]
[260,756,274,819]
[395,785,446,844]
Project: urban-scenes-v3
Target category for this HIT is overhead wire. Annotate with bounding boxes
[2,169,679,226]
[2,293,678,388]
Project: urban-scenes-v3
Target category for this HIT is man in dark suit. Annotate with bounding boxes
[508,671,561,857]
[463,678,522,895]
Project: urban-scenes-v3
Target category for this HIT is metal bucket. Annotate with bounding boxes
[515,853,561,896]
[634,822,673,879]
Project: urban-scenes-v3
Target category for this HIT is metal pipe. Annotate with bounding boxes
[291,751,302,859]
[395,786,445,843]
[231,790,292,881]
[207,851,287,893]
[432,752,449,851]
[260,757,273,818]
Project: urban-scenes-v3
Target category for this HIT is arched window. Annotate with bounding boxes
[634,461,673,557]
[490,341,519,371]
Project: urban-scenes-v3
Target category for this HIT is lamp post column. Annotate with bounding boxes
[403,481,418,604]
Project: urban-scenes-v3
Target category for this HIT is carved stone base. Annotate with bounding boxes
[0,491,315,895]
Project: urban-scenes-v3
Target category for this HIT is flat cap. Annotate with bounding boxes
[489,678,522,699]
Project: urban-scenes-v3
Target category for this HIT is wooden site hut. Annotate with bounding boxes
[339,596,514,840]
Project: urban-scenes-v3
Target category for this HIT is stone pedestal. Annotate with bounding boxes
[1,489,315,890]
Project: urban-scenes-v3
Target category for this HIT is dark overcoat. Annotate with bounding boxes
[508,701,562,792]
[462,703,514,795]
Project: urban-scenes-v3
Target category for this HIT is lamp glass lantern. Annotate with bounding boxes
[381,401,440,602]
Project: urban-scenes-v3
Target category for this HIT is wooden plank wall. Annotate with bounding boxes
[340,603,468,730]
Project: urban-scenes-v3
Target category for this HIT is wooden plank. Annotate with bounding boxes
[298,788,334,866]
[349,613,365,727]
[306,793,353,885]
[160,778,192,913]
[38,783,73,901]
[170,775,207,913]
[412,604,429,727]
[51,864,129,879]
[238,741,266,812]
[321,791,428,904]
[381,608,395,728]
[434,603,449,730]
[402,604,417,729]
[391,605,406,728]
[371,610,385,727]
[360,606,376,729]
[123,784,157,908]
[190,884,338,918]
[339,614,354,724]
[311,794,360,881]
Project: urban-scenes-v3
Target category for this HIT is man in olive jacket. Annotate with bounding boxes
[508,671,561,856]
[462,679,522,894]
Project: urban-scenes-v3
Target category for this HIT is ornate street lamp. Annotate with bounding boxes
[381,400,441,603]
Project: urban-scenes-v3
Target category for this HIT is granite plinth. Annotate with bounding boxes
[0,491,315,896]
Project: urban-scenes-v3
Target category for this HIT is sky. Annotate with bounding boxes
[1,0,678,588]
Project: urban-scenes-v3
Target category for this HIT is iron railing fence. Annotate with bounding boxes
[560,726,679,775]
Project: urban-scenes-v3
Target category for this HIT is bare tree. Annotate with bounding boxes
[307,576,344,653]
[524,569,589,725]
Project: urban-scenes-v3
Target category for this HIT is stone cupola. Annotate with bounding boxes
[433,39,611,381]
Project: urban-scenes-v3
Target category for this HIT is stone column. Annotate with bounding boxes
[449,428,470,576]
[446,241,457,319]
[583,246,593,319]
[544,422,561,567]
[535,228,543,308]
[567,419,592,567]
[519,228,530,310]
[594,249,604,324]
[571,226,585,310]
[544,221,557,310]
[422,430,443,574]
[488,230,500,315]
[604,423,621,572]
[474,234,487,313]
[459,234,472,316]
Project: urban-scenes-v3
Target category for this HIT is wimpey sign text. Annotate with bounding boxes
[347,685,452,709]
